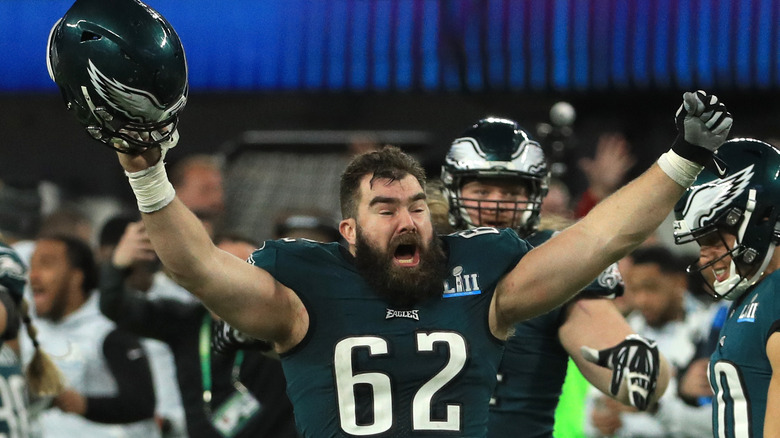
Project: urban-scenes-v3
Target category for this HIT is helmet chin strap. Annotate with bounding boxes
[714,189,766,300]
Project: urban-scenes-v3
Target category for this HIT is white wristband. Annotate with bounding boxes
[657,149,703,187]
[125,159,176,213]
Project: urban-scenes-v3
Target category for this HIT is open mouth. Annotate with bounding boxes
[394,243,420,267]
[31,287,47,308]
[713,267,730,282]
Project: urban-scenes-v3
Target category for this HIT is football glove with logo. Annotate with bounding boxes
[673,90,732,177]
[581,334,660,411]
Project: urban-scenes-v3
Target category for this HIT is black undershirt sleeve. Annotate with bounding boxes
[83,329,156,423]
[99,262,197,343]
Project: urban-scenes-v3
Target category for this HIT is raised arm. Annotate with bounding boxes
[491,91,733,336]
[765,332,780,435]
[115,148,307,351]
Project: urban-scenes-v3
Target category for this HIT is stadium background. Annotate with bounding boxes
[1,0,779,241]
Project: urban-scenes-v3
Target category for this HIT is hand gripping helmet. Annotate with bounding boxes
[47,0,188,154]
[441,117,549,236]
[673,138,780,300]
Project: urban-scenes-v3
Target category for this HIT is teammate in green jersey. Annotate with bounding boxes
[673,138,780,437]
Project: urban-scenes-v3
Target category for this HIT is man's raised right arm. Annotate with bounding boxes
[115,147,307,351]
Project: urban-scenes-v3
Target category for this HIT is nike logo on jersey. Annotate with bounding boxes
[443,266,482,297]
[737,302,759,323]
[386,309,420,320]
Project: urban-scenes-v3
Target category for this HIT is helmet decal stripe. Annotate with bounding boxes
[87,59,183,123]
[449,137,490,160]
[447,137,545,172]
[681,164,755,229]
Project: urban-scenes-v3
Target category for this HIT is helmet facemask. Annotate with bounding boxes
[449,176,544,235]
[77,80,183,155]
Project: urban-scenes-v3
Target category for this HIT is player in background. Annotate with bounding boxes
[439,117,670,437]
[672,138,780,437]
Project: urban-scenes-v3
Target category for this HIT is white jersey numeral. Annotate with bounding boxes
[334,332,467,435]
[712,360,751,438]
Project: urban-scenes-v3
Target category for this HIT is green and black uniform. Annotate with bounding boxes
[709,270,780,438]
[488,230,623,438]
[249,227,529,437]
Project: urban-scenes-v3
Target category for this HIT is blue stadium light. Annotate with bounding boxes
[735,0,753,87]
[5,0,780,92]
[611,0,629,88]
[528,0,547,91]
[675,0,693,88]
[632,1,650,88]
[572,0,590,91]
[695,0,714,88]
[551,0,570,91]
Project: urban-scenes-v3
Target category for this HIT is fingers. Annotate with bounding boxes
[681,92,701,115]
[696,91,731,135]
[625,371,653,410]
[680,90,714,118]
[582,344,624,396]
[581,345,605,366]
[113,221,157,266]
[609,358,625,396]
[685,90,731,129]
[677,90,733,147]
[116,145,163,173]
[710,112,733,135]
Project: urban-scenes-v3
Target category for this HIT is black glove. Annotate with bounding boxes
[581,334,660,411]
[673,90,732,177]
[211,319,271,355]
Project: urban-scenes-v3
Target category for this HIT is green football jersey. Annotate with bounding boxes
[488,230,623,438]
[709,270,780,438]
[249,227,529,437]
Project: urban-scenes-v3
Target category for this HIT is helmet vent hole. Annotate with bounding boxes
[80,31,101,42]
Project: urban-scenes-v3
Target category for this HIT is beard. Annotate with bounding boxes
[39,289,69,322]
[354,226,448,309]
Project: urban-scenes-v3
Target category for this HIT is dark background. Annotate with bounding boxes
[2,90,774,204]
